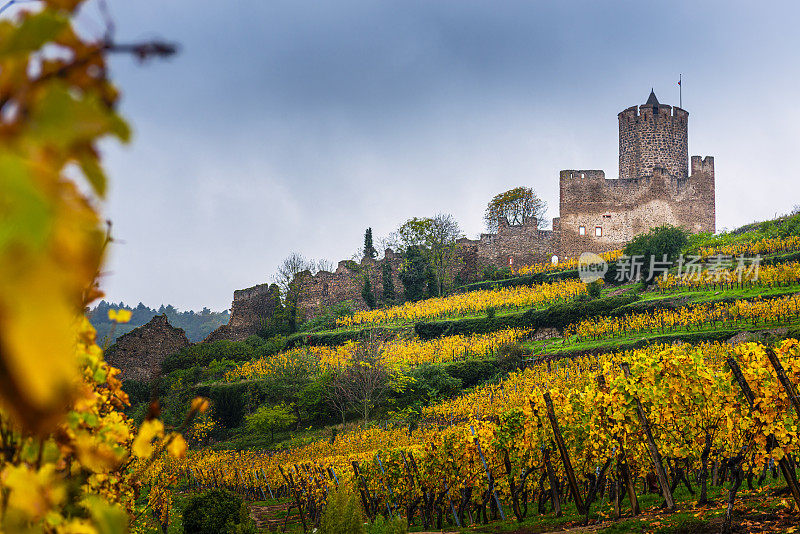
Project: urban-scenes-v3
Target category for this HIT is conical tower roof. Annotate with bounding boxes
[645,89,660,106]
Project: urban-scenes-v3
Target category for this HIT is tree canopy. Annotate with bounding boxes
[390,214,462,297]
[484,186,548,232]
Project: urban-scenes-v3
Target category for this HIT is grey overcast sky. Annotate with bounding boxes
[66,0,800,311]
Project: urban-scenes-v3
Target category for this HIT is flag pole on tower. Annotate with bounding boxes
[678,74,682,108]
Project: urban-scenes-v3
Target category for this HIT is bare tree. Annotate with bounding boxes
[274,252,314,295]
[316,258,335,273]
[326,370,352,426]
[334,332,393,424]
[484,186,548,232]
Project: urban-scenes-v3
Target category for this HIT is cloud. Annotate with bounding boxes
[87,0,800,310]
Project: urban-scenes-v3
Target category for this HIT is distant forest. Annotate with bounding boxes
[88,301,230,345]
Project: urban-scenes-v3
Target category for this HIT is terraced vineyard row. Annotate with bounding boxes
[158,339,800,530]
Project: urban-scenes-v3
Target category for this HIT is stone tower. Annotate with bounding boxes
[618,90,689,180]
[558,90,714,258]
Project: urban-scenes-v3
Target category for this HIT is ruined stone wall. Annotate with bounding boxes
[213,93,715,322]
[296,250,406,319]
[558,157,715,258]
[459,216,559,270]
[619,104,688,181]
[204,283,279,342]
[105,315,190,382]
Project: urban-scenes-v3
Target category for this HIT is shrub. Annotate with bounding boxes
[381,263,397,306]
[495,342,525,373]
[624,224,689,283]
[368,515,408,534]
[320,485,365,534]
[183,489,256,534]
[362,275,377,310]
[162,339,268,374]
[395,365,462,409]
[440,359,499,388]
[587,280,603,299]
[301,301,356,332]
[414,295,638,339]
[486,306,496,319]
[244,403,297,443]
[122,379,150,407]
[459,269,579,292]
[195,383,247,428]
[399,245,430,302]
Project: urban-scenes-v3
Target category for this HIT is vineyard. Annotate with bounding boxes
[225,327,532,382]
[146,239,800,532]
[337,279,586,327]
[4,3,800,533]
[150,340,800,533]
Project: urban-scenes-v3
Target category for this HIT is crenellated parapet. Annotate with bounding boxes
[618,90,689,181]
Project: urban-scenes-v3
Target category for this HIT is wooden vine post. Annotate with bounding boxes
[765,348,800,416]
[352,461,376,521]
[726,356,800,508]
[261,468,275,499]
[620,362,676,511]
[404,450,432,528]
[543,391,586,514]
[375,452,395,519]
[541,445,563,516]
[278,465,308,533]
[529,399,562,516]
[597,374,639,516]
[470,425,506,521]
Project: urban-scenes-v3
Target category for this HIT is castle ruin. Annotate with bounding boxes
[211,90,715,331]
[558,90,714,258]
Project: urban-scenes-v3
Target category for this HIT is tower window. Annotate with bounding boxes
[579,226,586,236]
[595,226,603,237]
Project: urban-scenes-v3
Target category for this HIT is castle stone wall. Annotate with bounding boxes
[460,216,559,269]
[558,158,714,258]
[619,103,688,180]
[204,283,279,342]
[105,315,190,382]
[296,250,406,319]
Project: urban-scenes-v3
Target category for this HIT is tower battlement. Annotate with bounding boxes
[618,90,689,181]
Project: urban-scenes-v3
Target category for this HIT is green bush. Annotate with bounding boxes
[193,383,248,428]
[300,301,355,333]
[394,365,462,409]
[122,379,150,407]
[162,336,285,374]
[319,485,365,534]
[486,306,496,319]
[495,342,525,373]
[439,359,499,388]
[587,280,603,299]
[459,269,579,293]
[414,295,638,339]
[367,514,408,534]
[182,489,256,534]
[362,275,377,310]
[285,327,396,348]
[624,224,689,284]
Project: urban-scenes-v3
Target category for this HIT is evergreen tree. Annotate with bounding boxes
[399,246,429,302]
[381,262,396,305]
[361,274,377,309]
[363,227,377,259]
